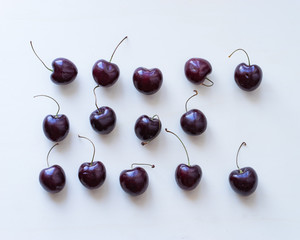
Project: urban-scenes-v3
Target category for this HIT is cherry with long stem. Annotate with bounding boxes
[236,142,247,174]
[30,41,53,72]
[46,143,59,167]
[78,135,96,166]
[109,36,128,62]
[34,94,61,117]
[228,48,251,66]
[185,90,198,112]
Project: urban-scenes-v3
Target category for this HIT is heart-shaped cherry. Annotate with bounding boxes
[180,90,207,136]
[30,41,78,85]
[133,67,163,95]
[119,163,155,196]
[228,48,262,91]
[78,135,106,189]
[90,86,117,134]
[92,36,128,87]
[134,114,161,145]
[165,129,202,191]
[184,58,214,87]
[39,143,66,193]
[229,142,258,196]
[34,95,70,142]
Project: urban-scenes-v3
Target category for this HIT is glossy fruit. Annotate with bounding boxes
[39,165,66,193]
[133,67,163,95]
[134,115,161,145]
[90,107,116,134]
[79,162,106,189]
[184,58,212,85]
[176,164,202,190]
[229,48,262,91]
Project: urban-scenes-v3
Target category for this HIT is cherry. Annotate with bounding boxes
[184,58,214,86]
[92,36,127,87]
[229,142,258,196]
[229,48,262,91]
[165,129,202,191]
[39,143,66,193]
[89,86,117,134]
[30,41,78,85]
[119,163,155,196]
[133,67,163,95]
[78,135,106,189]
[134,115,161,145]
[180,90,207,136]
[34,95,70,142]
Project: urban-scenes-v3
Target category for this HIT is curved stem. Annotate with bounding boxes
[185,90,198,112]
[236,142,247,173]
[131,163,155,169]
[34,94,60,117]
[202,77,214,87]
[30,41,53,72]
[141,115,161,146]
[78,135,96,165]
[109,36,128,62]
[165,128,190,166]
[93,85,101,112]
[228,48,251,66]
[46,143,59,167]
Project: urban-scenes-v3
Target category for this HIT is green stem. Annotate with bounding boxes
[236,142,247,173]
[46,143,59,167]
[109,36,128,62]
[30,41,53,72]
[78,135,96,165]
[228,48,251,66]
[34,94,60,117]
[185,90,198,112]
[131,163,155,169]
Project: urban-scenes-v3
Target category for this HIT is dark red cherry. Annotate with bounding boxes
[34,95,70,142]
[78,135,106,189]
[133,67,163,95]
[39,144,66,193]
[92,36,127,87]
[229,49,262,91]
[30,41,77,85]
[184,58,212,85]
[119,164,154,196]
[165,129,202,191]
[180,90,207,136]
[229,142,258,196]
[134,115,161,145]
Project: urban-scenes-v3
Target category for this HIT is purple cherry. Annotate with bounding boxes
[229,48,262,91]
[30,41,77,85]
[165,128,202,191]
[133,67,163,95]
[78,135,106,189]
[34,95,70,142]
[184,58,213,86]
[229,142,258,196]
[89,86,116,134]
[180,90,207,136]
[92,36,127,87]
[39,143,66,193]
[134,115,161,145]
[119,164,155,196]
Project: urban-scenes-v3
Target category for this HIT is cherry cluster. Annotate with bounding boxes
[32,37,262,197]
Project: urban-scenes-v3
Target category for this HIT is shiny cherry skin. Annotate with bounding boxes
[133,67,163,95]
[175,164,202,191]
[90,107,116,134]
[134,115,161,144]
[229,167,258,196]
[184,58,212,84]
[119,167,149,196]
[78,161,106,189]
[39,165,66,193]
[92,60,120,87]
[180,109,207,135]
[235,63,262,91]
[43,114,70,142]
[51,58,78,85]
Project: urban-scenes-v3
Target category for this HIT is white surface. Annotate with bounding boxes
[1,0,300,239]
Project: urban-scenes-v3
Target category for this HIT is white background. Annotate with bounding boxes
[1,0,300,239]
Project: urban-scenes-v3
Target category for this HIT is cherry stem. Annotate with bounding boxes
[109,36,128,62]
[46,143,59,167]
[78,135,96,165]
[34,94,60,117]
[30,41,53,72]
[165,128,190,166]
[141,115,161,146]
[202,77,214,87]
[228,48,251,66]
[185,90,198,112]
[236,142,247,173]
[131,163,155,169]
[93,85,101,112]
